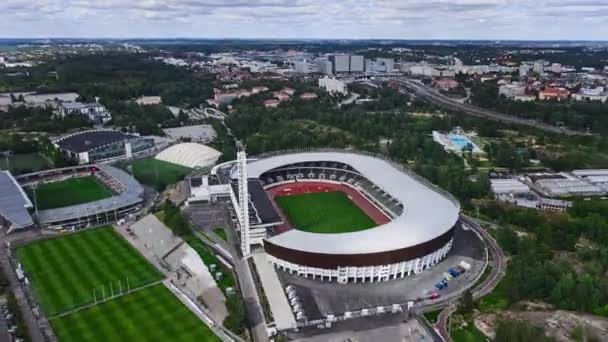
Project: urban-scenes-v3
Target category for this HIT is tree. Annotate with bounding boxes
[458,289,475,315]
[223,295,247,335]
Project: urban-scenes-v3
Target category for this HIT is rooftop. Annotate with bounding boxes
[55,130,138,153]
[0,171,34,230]
[246,151,460,255]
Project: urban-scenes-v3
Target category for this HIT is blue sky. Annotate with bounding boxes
[1,0,608,40]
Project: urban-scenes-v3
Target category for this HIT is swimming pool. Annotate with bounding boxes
[449,134,474,149]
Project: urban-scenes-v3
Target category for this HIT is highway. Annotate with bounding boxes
[394,78,586,136]
[419,215,506,341]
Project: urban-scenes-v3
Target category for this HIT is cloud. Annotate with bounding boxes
[0,0,607,39]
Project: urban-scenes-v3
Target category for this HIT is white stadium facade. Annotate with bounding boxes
[191,150,461,284]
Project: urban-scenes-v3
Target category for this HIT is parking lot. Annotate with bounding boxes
[277,223,486,320]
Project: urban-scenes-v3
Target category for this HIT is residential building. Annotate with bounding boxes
[299,92,318,101]
[498,83,526,98]
[264,99,280,108]
[59,101,112,124]
[251,86,269,94]
[572,87,607,102]
[538,87,570,101]
[513,94,536,102]
[135,96,162,105]
[435,78,459,91]
[318,76,347,95]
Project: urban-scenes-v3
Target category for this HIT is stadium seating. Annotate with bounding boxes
[259,162,405,217]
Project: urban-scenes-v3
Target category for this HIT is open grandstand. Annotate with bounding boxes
[187,149,460,284]
[0,164,145,232]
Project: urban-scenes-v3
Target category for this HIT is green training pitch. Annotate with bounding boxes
[51,284,221,342]
[29,176,112,210]
[16,227,163,317]
[275,191,377,234]
[131,158,192,191]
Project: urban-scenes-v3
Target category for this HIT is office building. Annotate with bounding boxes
[329,55,350,73]
[349,55,364,72]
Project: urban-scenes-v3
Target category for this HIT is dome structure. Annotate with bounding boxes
[155,143,221,169]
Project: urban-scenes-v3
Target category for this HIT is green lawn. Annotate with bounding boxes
[29,176,112,210]
[275,191,376,234]
[452,324,488,342]
[50,284,221,342]
[16,227,163,316]
[131,158,192,191]
[213,227,227,241]
[0,153,53,175]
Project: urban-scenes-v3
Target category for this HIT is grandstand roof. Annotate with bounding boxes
[0,171,34,230]
[55,130,137,153]
[246,152,460,255]
[155,143,221,169]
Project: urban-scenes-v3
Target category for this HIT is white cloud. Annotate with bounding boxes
[0,0,607,39]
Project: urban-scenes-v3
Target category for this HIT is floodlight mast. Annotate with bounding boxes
[236,148,250,256]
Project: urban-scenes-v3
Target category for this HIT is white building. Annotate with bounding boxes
[59,101,112,124]
[572,87,608,102]
[498,83,527,98]
[314,59,333,75]
[293,61,315,74]
[318,76,348,95]
[135,96,162,105]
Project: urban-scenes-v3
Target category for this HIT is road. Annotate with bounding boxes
[394,78,586,136]
[425,215,507,341]
[415,215,506,340]
[0,234,47,342]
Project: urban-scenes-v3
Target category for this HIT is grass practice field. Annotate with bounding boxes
[275,191,377,234]
[16,227,163,316]
[0,153,53,175]
[29,176,112,210]
[50,284,221,342]
[131,158,192,191]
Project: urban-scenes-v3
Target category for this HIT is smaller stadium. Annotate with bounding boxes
[0,164,144,232]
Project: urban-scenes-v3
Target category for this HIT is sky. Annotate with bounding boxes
[1,0,608,40]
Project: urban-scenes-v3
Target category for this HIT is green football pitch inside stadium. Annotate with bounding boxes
[50,284,221,342]
[29,176,113,210]
[16,227,163,317]
[275,191,377,234]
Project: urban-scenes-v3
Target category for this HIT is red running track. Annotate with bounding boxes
[266,181,391,234]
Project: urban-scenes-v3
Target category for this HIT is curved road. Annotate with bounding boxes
[395,78,585,136]
[421,215,506,341]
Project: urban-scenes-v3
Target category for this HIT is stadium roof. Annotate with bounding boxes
[37,164,144,225]
[55,130,138,153]
[155,143,221,169]
[246,152,460,255]
[0,171,34,230]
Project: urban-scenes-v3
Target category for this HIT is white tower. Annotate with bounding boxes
[236,149,251,256]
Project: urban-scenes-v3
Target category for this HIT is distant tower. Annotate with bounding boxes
[236,149,250,256]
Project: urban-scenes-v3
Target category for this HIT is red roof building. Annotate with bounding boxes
[264,99,280,108]
[539,87,570,101]
[299,92,318,100]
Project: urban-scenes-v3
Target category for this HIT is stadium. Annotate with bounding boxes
[0,164,144,232]
[193,150,461,284]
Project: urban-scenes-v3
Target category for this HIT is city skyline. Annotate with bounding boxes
[2,0,608,40]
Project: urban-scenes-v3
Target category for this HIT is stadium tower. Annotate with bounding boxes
[236,149,251,256]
